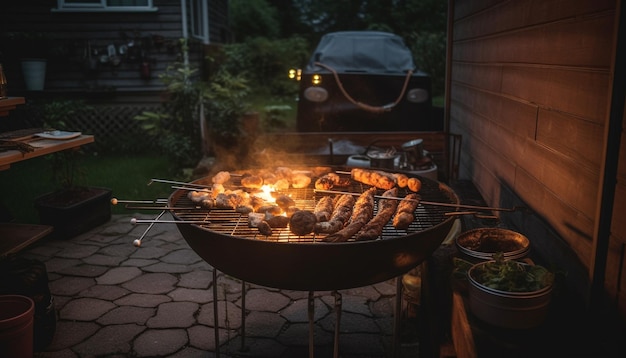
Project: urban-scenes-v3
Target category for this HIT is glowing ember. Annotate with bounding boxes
[258,185,277,202]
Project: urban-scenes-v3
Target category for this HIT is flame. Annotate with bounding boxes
[257,184,276,202]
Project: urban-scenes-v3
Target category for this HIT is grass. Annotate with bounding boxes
[1,153,176,224]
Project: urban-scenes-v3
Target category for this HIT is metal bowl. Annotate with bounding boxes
[467,260,553,329]
[456,228,530,262]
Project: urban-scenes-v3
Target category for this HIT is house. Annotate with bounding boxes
[0,0,229,148]
[446,0,625,343]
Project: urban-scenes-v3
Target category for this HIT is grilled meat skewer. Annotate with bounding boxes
[314,194,355,234]
[324,187,377,242]
[355,187,399,241]
[313,195,335,222]
[393,193,420,229]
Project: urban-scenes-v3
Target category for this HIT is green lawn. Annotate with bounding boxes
[1,154,176,224]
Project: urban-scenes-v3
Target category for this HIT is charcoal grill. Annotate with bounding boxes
[168,166,459,291]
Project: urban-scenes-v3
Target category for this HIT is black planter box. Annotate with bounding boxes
[35,187,112,239]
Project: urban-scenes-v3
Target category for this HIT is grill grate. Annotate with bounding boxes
[169,168,456,243]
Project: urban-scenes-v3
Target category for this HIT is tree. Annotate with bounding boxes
[229,0,281,41]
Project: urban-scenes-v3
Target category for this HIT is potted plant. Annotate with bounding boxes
[3,32,53,91]
[34,99,112,239]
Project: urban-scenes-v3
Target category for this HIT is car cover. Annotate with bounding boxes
[306,31,416,74]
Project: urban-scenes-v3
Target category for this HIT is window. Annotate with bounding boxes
[54,0,157,12]
[190,0,210,44]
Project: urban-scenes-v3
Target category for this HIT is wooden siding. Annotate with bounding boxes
[0,0,228,99]
[448,0,623,315]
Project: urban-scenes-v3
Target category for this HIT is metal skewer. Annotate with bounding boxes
[130,218,209,225]
[149,178,213,189]
[314,189,525,213]
[132,210,166,247]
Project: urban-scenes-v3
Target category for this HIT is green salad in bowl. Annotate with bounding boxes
[468,253,554,293]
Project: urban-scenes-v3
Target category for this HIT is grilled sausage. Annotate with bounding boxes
[314,194,355,234]
[324,187,377,242]
[351,168,396,190]
[355,187,399,241]
[392,193,420,230]
[313,195,335,222]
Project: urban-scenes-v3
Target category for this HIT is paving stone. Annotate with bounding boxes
[168,345,217,358]
[97,266,143,285]
[134,328,188,357]
[114,293,171,307]
[240,288,290,312]
[187,325,236,352]
[73,324,145,357]
[33,348,79,358]
[225,336,287,358]
[130,246,172,259]
[319,311,381,334]
[244,311,286,338]
[121,258,159,267]
[49,276,96,296]
[98,243,139,257]
[43,257,83,274]
[97,305,155,325]
[80,284,130,300]
[161,248,204,265]
[143,261,194,273]
[372,278,399,296]
[59,297,117,321]
[56,244,101,259]
[370,295,395,318]
[276,322,332,346]
[169,287,214,303]
[280,297,329,322]
[45,321,100,351]
[82,253,125,266]
[341,284,382,301]
[197,301,242,329]
[341,295,372,315]
[57,263,108,277]
[86,234,120,244]
[122,272,178,294]
[179,270,212,289]
[147,301,199,328]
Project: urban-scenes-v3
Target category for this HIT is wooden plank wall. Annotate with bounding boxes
[0,0,228,100]
[448,0,625,314]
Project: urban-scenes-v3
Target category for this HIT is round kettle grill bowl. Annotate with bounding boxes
[169,167,459,291]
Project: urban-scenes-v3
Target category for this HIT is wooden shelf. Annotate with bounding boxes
[0,97,26,117]
[0,223,53,255]
[0,134,94,170]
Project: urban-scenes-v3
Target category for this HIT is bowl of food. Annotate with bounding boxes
[466,255,554,329]
[456,228,530,262]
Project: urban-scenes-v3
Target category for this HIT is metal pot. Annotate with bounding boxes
[467,261,553,329]
[366,149,398,169]
[456,228,530,263]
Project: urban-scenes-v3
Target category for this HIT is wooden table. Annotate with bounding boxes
[0,132,95,254]
[0,134,94,170]
[0,97,25,117]
[0,223,53,256]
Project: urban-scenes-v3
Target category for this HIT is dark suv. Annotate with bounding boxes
[296,31,438,132]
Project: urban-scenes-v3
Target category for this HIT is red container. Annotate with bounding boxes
[0,295,35,358]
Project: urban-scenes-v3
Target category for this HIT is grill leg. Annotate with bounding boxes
[333,290,342,358]
[213,269,220,358]
[308,291,315,358]
[393,276,402,358]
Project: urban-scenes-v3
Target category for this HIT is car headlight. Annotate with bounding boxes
[406,88,429,103]
[304,87,328,102]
